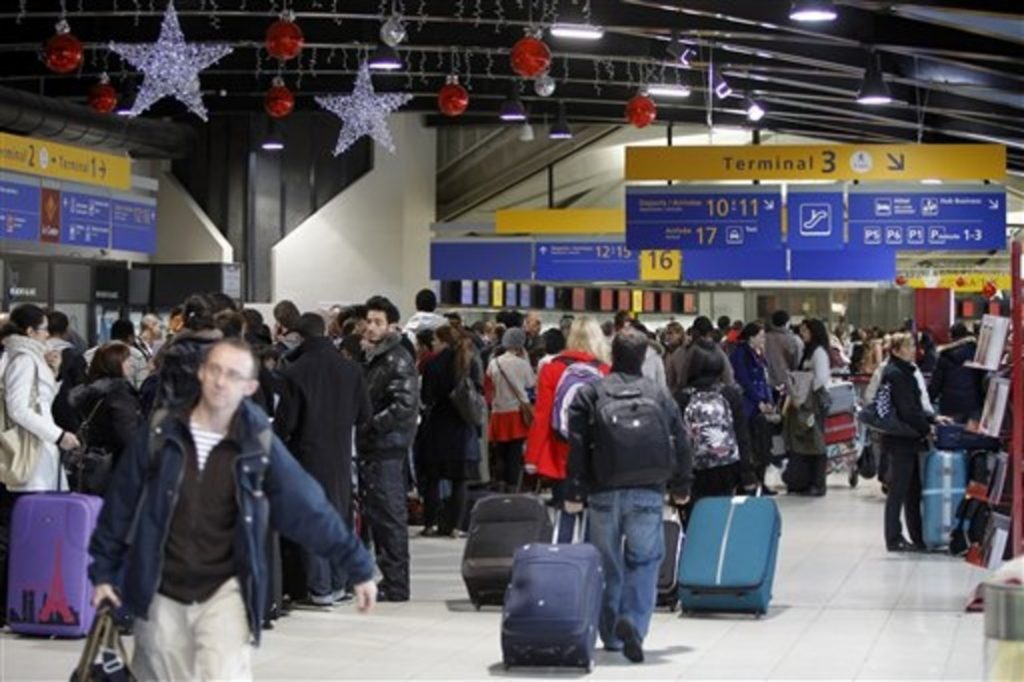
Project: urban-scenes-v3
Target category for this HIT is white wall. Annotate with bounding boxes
[272,114,436,315]
[154,171,233,263]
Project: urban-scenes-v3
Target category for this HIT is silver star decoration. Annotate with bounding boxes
[109,1,232,121]
[316,63,414,156]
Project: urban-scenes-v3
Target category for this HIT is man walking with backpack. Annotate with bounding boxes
[565,330,693,664]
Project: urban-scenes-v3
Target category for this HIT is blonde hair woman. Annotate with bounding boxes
[524,317,610,541]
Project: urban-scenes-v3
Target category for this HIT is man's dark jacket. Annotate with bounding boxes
[928,337,984,420]
[357,333,419,457]
[277,336,371,508]
[88,400,375,645]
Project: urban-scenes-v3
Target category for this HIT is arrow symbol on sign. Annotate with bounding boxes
[988,199,999,210]
[886,153,905,171]
[764,200,776,210]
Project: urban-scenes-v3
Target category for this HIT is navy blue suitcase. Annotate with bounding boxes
[921,450,968,549]
[501,543,603,671]
[678,496,781,616]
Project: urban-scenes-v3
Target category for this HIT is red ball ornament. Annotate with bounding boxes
[626,93,657,128]
[510,35,551,79]
[265,17,304,61]
[895,274,908,287]
[264,78,295,119]
[44,21,83,74]
[437,75,469,117]
[88,75,118,114]
[983,280,998,299]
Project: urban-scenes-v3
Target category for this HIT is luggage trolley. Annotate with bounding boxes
[825,380,863,488]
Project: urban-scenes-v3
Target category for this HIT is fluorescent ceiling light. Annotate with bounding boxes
[368,43,403,71]
[549,23,604,40]
[921,178,943,184]
[647,83,691,98]
[789,0,838,22]
[857,53,892,105]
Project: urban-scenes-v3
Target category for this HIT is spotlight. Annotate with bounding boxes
[666,30,697,67]
[857,52,892,105]
[549,101,572,139]
[746,98,765,122]
[789,0,838,22]
[499,85,527,122]
[712,70,732,100]
[261,120,285,151]
[368,43,403,71]
[549,23,604,40]
[647,83,692,99]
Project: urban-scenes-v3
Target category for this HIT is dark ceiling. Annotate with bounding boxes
[0,1,1021,169]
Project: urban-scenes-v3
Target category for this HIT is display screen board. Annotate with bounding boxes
[681,249,788,282]
[535,241,637,281]
[430,241,533,281]
[60,190,112,248]
[790,249,896,281]
[0,175,41,242]
[848,185,1006,251]
[111,197,157,254]
[626,186,782,251]
[786,186,845,251]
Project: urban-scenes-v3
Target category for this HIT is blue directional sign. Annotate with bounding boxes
[61,190,112,248]
[430,240,534,281]
[626,186,782,251]
[111,197,157,253]
[682,249,788,282]
[848,185,1006,251]
[787,186,844,251]
[0,176,41,242]
[790,249,895,281]
[535,241,637,281]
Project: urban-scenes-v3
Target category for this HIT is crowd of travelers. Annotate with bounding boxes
[0,286,995,674]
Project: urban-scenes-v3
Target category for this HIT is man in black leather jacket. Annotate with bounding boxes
[357,295,419,601]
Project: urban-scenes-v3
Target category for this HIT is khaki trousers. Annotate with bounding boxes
[133,577,253,681]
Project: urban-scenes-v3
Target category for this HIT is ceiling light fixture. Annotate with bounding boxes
[647,83,692,99]
[857,51,892,105]
[261,120,285,151]
[549,101,572,139]
[518,122,535,142]
[666,30,697,67]
[549,23,604,40]
[367,43,403,71]
[746,98,766,122]
[789,0,838,22]
[712,70,733,99]
[499,85,527,122]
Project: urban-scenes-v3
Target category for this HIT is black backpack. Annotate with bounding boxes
[591,380,675,488]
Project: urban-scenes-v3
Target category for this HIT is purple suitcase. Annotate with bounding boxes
[6,492,103,637]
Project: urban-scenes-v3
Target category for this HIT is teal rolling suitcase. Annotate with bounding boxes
[678,496,781,616]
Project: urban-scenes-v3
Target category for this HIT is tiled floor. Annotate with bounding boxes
[1,475,988,680]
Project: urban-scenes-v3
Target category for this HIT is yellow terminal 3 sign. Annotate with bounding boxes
[0,132,131,190]
[625,144,1005,182]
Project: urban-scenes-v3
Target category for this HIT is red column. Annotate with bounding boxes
[1011,240,1022,557]
[914,288,954,344]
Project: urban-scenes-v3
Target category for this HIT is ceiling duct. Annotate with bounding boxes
[0,84,196,159]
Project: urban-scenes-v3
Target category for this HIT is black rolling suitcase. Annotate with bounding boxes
[461,494,552,609]
[657,516,685,610]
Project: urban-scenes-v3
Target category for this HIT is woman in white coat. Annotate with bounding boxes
[0,304,80,627]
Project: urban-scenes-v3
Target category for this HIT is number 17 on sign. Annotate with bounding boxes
[640,250,681,281]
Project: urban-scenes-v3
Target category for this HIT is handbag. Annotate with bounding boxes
[496,358,534,427]
[449,373,487,428]
[857,382,920,439]
[69,397,114,496]
[0,362,42,487]
[70,604,135,682]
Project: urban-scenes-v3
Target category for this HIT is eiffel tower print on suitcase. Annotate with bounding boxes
[6,493,103,637]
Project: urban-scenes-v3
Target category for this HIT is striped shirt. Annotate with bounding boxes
[190,422,226,473]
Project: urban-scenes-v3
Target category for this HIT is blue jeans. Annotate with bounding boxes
[587,488,664,649]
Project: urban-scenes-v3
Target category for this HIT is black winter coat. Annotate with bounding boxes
[674,377,758,487]
[928,338,984,421]
[357,333,419,457]
[883,355,932,450]
[277,337,371,508]
[68,377,143,466]
[419,348,482,480]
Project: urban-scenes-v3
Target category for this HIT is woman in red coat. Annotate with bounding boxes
[524,317,610,540]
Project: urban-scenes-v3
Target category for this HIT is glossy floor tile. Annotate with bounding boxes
[0,474,989,680]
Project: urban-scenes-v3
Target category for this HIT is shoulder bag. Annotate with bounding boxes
[69,396,114,496]
[0,361,42,487]
[496,357,534,427]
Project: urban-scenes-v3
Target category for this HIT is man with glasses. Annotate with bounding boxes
[89,338,376,680]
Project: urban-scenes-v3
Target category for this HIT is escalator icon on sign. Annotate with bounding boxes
[799,204,832,237]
